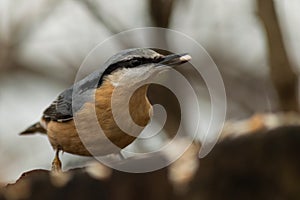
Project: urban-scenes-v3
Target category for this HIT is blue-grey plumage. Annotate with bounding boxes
[42,48,166,122]
[20,48,191,171]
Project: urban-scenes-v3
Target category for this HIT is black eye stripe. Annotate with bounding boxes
[98,57,163,87]
[105,57,162,72]
[121,57,159,68]
[129,59,142,66]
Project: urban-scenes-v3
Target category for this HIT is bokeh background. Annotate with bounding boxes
[0,0,300,183]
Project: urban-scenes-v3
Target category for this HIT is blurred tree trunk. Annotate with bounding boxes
[149,0,174,28]
[257,0,298,112]
[148,0,181,139]
[148,0,175,47]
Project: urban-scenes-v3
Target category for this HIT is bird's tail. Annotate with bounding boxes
[19,122,46,135]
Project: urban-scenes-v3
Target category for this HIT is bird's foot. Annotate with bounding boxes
[51,149,62,172]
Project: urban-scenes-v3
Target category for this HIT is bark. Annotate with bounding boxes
[2,125,300,199]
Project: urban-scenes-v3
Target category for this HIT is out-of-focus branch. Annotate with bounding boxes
[11,1,61,48]
[0,0,61,70]
[76,0,133,48]
[76,0,124,35]
[257,0,298,112]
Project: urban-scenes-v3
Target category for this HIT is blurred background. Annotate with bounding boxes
[0,0,300,184]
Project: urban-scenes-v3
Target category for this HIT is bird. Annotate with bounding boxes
[20,48,191,171]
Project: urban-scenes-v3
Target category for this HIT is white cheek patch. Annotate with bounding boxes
[106,69,127,87]
[110,80,119,87]
[106,66,166,89]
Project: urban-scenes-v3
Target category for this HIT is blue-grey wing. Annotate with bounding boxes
[43,70,104,122]
[41,49,143,122]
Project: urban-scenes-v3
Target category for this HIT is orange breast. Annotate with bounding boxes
[47,80,151,156]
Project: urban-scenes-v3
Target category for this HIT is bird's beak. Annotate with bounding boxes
[159,53,192,66]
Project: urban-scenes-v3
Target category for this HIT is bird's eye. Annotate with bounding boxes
[130,59,142,66]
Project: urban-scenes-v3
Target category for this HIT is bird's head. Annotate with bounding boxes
[101,48,191,87]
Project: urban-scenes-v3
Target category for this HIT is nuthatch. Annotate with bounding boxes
[20,48,191,171]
